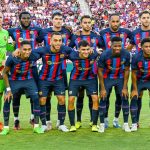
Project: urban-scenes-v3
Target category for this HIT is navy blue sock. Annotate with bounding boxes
[92,109,98,125]
[46,96,51,121]
[68,109,75,126]
[30,99,34,115]
[88,95,93,122]
[99,99,106,123]
[137,97,142,123]
[130,96,138,124]
[122,97,129,123]
[30,95,41,124]
[12,93,21,118]
[40,105,46,125]
[76,96,84,122]
[105,94,110,118]
[115,94,122,118]
[3,100,11,126]
[58,104,66,125]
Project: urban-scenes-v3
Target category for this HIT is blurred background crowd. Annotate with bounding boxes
[0,0,149,31]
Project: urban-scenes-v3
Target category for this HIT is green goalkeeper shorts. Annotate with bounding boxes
[0,79,5,93]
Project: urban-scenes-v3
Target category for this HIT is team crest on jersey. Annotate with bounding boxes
[121,61,125,65]
[138,43,141,48]
[140,68,144,72]
[18,38,23,42]
[90,60,94,64]
[47,61,52,65]
[91,39,95,44]
[62,34,66,38]
[30,31,34,34]
[120,34,124,38]
[16,70,21,73]
[39,91,43,96]
[60,54,65,58]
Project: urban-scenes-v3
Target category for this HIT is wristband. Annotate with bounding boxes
[6,87,11,92]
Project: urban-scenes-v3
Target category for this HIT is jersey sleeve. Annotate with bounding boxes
[99,31,105,49]
[131,55,138,70]
[7,28,15,41]
[68,35,76,48]
[97,35,104,48]
[98,52,106,68]
[127,29,132,40]
[33,46,46,57]
[36,28,44,43]
[124,51,131,67]
[5,56,13,67]
[129,31,135,45]
[29,51,41,61]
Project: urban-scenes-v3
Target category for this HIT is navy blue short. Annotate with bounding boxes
[69,79,98,96]
[103,78,124,96]
[9,79,38,97]
[137,81,150,94]
[38,79,65,97]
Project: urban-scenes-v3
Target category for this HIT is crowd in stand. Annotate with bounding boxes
[0,0,150,31]
[86,0,150,31]
[0,0,81,31]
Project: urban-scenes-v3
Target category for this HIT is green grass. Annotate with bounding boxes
[0,77,150,150]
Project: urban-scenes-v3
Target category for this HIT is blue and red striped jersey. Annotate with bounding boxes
[98,49,130,79]
[40,26,72,46]
[69,31,102,51]
[5,53,39,80]
[33,45,72,81]
[69,50,98,80]
[130,28,150,53]
[100,28,132,50]
[132,51,150,82]
[8,26,43,49]
[39,26,72,70]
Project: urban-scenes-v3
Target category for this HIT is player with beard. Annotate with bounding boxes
[98,37,131,133]
[6,11,43,130]
[39,12,72,130]
[99,13,132,129]
[127,11,150,128]
[69,15,102,129]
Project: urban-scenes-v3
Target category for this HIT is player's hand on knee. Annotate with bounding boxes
[40,97,46,105]
[100,89,107,100]
[122,88,128,99]
[12,48,20,57]
[130,90,138,99]
[4,91,13,102]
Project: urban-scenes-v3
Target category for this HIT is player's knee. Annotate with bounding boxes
[40,97,46,105]
[91,95,99,109]
[57,96,65,105]
[68,96,75,110]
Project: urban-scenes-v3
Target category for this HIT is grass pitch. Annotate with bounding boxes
[0,79,150,150]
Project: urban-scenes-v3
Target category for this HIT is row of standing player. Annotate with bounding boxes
[0,10,150,134]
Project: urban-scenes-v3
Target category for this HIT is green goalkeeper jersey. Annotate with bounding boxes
[0,28,14,67]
